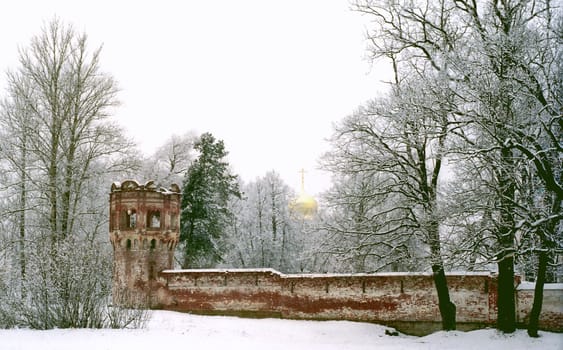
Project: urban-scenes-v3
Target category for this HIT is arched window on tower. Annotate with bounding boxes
[121,208,137,230]
[170,212,178,230]
[147,210,161,229]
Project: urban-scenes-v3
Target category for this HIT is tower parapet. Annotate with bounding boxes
[109,180,180,307]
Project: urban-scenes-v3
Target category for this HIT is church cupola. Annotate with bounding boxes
[289,169,318,219]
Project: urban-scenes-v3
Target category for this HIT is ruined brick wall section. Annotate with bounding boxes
[156,269,282,315]
[156,270,497,332]
[154,269,562,334]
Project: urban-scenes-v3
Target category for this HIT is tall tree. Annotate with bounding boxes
[322,72,458,330]
[353,0,561,333]
[0,18,139,329]
[180,132,241,268]
[0,18,135,243]
[448,0,561,333]
[0,75,36,293]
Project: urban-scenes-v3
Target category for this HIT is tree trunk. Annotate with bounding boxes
[280,224,287,270]
[425,142,455,331]
[48,124,61,244]
[497,252,516,333]
[432,263,456,330]
[496,145,517,333]
[18,134,27,296]
[428,217,456,331]
[60,139,76,240]
[528,193,559,337]
[527,250,548,337]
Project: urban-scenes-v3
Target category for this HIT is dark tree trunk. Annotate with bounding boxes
[428,209,456,331]
[432,264,456,330]
[48,120,62,245]
[496,144,517,333]
[60,138,76,241]
[497,253,516,333]
[18,136,27,297]
[527,250,548,337]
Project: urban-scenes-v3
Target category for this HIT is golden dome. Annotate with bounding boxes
[289,169,318,219]
[290,193,318,219]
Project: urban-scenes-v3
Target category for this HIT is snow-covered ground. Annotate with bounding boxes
[1,311,561,350]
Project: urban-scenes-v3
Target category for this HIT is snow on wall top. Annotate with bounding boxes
[160,268,495,278]
[161,268,279,274]
[517,282,563,290]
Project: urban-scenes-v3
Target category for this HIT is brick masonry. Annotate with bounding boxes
[109,181,563,335]
[149,268,563,335]
[516,282,563,332]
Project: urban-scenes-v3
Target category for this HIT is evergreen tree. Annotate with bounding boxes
[180,132,241,268]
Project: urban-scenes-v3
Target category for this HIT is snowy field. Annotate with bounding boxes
[1,310,561,350]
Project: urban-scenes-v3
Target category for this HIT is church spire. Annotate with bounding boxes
[299,168,306,193]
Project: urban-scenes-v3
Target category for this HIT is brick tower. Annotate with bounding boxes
[109,180,180,307]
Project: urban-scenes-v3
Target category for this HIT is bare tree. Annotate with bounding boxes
[353,0,561,334]
[322,72,459,330]
[222,171,306,272]
[449,0,561,334]
[3,18,135,242]
[0,18,140,329]
[141,131,197,186]
[318,171,421,273]
[0,75,37,294]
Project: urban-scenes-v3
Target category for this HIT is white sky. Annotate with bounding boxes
[0,0,393,195]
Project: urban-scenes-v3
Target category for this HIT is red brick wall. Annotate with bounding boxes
[516,282,563,332]
[154,269,556,335]
[153,269,563,334]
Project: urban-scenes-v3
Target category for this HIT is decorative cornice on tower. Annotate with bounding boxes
[110,179,180,194]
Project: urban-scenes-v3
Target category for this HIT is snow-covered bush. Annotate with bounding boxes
[0,238,147,329]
